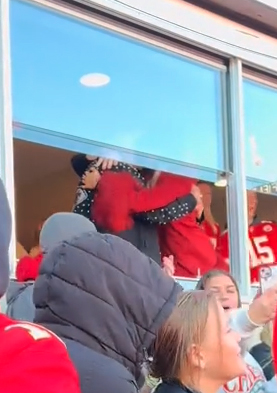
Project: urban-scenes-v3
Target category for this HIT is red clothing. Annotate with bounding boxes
[0,314,80,393]
[16,254,43,282]
[94,171,227,277]
[219,221,277,283]
[200,220,221,249]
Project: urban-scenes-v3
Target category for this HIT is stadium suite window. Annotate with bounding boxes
[243,77,277,285]
[11,0,225,172]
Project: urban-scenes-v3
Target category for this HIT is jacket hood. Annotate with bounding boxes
[33,231,181,381]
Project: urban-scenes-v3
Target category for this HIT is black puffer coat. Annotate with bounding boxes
[33,231,181,393]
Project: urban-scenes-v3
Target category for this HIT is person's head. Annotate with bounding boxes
[151,291,244,391]
[196,270,241,310]
[247,190,258,224]
[198,182,213,209]
[40,212,96,253]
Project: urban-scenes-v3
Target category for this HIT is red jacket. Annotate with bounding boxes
[0,314,81,393]
[93,171,227,277]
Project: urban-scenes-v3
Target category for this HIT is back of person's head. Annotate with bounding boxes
[152,290,245,391]
[40,212,96,252]
[196,269,241,309]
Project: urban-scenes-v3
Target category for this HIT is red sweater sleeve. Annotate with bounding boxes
[93,171,195,233]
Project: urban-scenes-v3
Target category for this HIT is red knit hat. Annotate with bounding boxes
[16,254,43,282]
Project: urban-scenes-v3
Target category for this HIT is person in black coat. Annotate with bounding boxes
[33,212,182,393]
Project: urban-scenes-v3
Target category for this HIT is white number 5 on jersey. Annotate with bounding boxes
[249,235,274,267]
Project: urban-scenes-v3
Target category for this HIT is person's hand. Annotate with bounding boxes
[248,284,277,325]
[162,255,175,278]
[191,184,202,206]
[95,157,118,171]
[81,168,101,190]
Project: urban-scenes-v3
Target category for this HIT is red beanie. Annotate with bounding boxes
[16,254,43,282]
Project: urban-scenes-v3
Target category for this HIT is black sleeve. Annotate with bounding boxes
[250,343,274,381]
[135,194,197,225]
[72,188,95,220]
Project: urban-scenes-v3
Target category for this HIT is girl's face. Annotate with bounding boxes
[198,183,212,208]
[204,275,239,311]
[199,301,245,384]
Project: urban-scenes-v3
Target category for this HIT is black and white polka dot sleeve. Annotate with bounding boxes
[135,194,197,225]
[73,188,95,220]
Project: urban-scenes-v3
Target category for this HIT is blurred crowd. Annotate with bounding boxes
[2,155,277,393]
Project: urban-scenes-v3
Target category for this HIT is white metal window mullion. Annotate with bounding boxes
[0,0,16,281]
[226,58,251,301]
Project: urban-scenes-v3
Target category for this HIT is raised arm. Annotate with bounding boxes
[135,193,197,225]
[93,171,197,233]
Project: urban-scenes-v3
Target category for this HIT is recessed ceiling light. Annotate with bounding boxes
[80,73,110,88]
[214,178,227,187]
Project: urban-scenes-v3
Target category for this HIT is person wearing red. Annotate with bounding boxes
[93,170,227,277]
[198,181,221,249]
[219,190,277,283]
[0,177,81,393]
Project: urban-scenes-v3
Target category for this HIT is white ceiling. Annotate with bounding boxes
[14,139,74,187]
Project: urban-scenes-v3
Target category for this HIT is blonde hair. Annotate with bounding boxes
[261,322,273,348]
[151,290,220,381]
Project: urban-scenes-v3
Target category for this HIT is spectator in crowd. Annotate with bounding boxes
[6,214,97,322]
[71,154,199,265]
[196,269,277,393]
[91,169,226,276]
[0,178,81,393]
[33,212,183,393]
[219,190,277,283]
[6,253,43,321]
[198,181,221,249]
[151,290,245,393]
[250,322,274,381]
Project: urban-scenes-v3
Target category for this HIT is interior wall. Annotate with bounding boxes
[15,166,78,251]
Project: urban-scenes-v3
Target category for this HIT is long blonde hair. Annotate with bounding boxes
[151,290,220,382]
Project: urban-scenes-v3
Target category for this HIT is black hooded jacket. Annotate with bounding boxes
[33,231,181,393]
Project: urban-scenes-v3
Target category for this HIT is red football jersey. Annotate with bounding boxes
[0,314,80,393]
[219,221,277,283]
[200,221,221,249]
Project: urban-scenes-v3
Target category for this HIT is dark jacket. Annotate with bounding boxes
[71,154,196,264]
[33,231,182,393]
[250,342,274,381]
[6,280,35,322]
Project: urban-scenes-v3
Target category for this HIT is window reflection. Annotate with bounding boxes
[244,79,277,183]
[11,0,225,170]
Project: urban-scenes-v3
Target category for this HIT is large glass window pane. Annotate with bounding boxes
[13,139,229,289]
[243,77,277,290]
[11,0,225,171]
[244,78,277,187]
